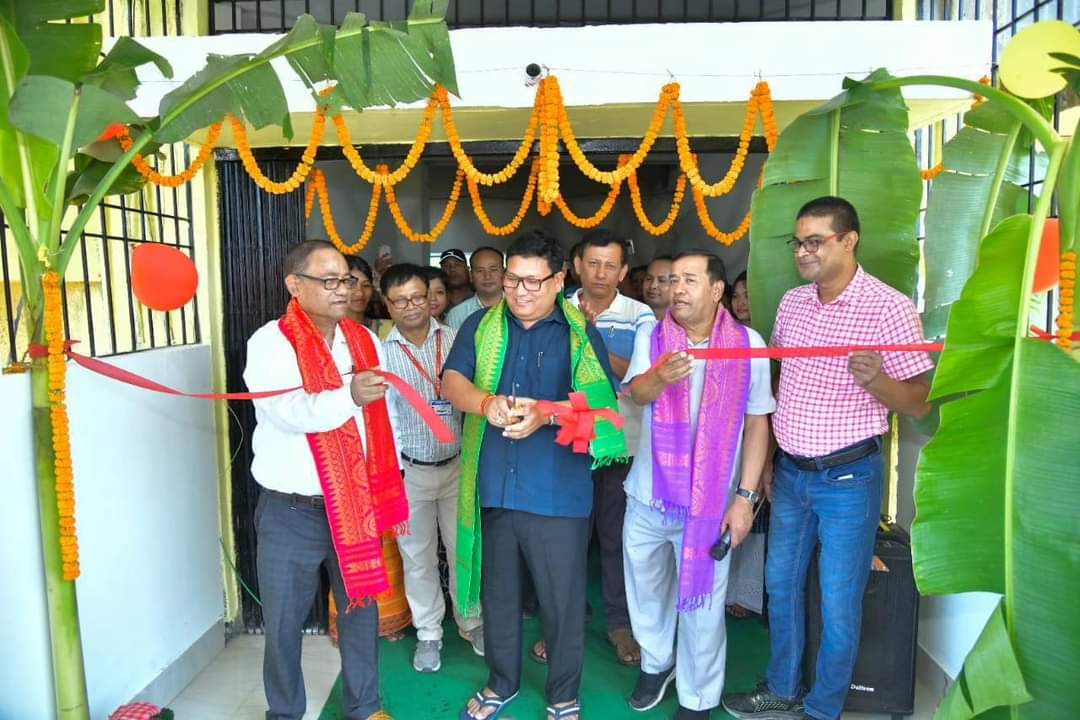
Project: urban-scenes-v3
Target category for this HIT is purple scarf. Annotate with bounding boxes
[650,306,751,611]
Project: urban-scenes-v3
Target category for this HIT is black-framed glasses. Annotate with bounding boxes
[386,294,430,310]
[295,273,359,290]
[502,272,556,292]
[786,231,847,254]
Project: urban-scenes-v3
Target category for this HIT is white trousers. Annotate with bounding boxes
[623,496,731,711]
[397,457,482,642]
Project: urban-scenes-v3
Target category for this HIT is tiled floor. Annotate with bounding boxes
[169,633,942,719]
[168,634,338,719]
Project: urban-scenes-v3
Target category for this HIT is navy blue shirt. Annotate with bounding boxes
[443,306,617,518]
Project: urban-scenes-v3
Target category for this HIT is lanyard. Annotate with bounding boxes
[398,329,443,398]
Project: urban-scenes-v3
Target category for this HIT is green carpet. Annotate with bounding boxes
[319,566,771,720]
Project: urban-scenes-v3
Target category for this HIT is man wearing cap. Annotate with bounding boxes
[441,249,474,309]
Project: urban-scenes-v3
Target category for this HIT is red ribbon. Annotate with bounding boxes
[534,392,625,454]
[646,342,945,374]
[29,344,455,444]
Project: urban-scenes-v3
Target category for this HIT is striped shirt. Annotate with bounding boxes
[569,290,656,451]
[772,266,934,457]
[383,318,462,462]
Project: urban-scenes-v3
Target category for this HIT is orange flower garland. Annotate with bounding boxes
[118,122,222,188]
[469,160,540,236]
[43,271,80,581]
[675,82,775,198]
[1059,250,1076,350]
[628,162,687,236]
[538,77,563,204]
[335,92,439,186]
[921,163,944,180]
[552,181,623,229]
[305,168,381,254]
[232,108,326,194]
[443,84,543,187]
[384,164,464,243]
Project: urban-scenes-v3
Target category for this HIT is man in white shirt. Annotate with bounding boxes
[622,250,774,720]
[244,240,403,720]
[445,246,505,329]
[379,263,484,673]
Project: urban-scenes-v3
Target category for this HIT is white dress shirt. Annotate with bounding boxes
[243,319,399,497]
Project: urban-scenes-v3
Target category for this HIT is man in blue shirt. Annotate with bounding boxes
[444,229,619,720]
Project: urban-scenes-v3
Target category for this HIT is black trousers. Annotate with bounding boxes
[256,492,380,720]
[481,508,589,704]
[589,462,632,631]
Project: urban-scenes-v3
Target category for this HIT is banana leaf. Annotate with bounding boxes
[922,102,1049,340]
[748,69,922,344]
[914,213,1080,719]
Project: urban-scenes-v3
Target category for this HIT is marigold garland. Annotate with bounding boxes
[305,168,381,254]
[552,180,623,229]
[1058,250,1076,350]
[335,92,439,186]
[384,164,465,243]
[233,108,326,194]
[43,271,80,581]
[443,84,543,187]
[119,122,222,188]
[921,163,944,180]
[468,160,539,236]
[628,159,687,236]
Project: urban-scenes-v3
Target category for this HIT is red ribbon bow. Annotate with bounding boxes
[535,392,625,454]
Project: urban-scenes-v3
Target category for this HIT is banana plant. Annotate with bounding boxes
[747,68,923,345]
[749,22,1079,719]
[0,2,456,717]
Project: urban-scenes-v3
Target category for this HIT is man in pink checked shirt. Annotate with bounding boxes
[723,196,933,720]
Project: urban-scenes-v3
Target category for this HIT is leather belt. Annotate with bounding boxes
[782,436,882,471]
[402,452,460,468]
[263,488,325,509]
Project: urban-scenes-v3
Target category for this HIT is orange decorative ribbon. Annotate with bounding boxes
[535,391,625,454]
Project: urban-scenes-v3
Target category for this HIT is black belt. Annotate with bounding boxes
[402,452,460,468]
[782,436,882,471]
[263,488,325,509]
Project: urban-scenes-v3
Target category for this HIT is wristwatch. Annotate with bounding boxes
[735,487,761,505]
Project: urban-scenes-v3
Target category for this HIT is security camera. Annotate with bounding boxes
[524,63,547,87]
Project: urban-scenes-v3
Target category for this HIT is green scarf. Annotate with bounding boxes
[455,296,626,614]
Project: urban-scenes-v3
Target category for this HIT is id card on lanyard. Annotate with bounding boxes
[398,329,451,416]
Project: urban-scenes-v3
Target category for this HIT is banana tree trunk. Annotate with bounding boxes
[26,290,90,720]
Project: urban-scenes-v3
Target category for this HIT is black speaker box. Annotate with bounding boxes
[804,522,919,719]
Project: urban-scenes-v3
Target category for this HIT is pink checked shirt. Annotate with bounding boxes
[772,266,933,458]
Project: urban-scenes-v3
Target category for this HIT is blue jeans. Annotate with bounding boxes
[764,447,883,720]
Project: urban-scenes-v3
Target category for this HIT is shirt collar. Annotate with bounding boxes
[386,317,441,347]
[572,288,622,317]
[807,265,866,307]
[508,304,569,329]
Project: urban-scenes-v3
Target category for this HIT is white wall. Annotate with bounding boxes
[0,345,223,719]
[895,418,999,683]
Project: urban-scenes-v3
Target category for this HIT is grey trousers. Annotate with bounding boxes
[481,508,588,705]
[624,497,732,712]
[256,491,380,720]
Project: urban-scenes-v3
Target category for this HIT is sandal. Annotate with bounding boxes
[459,689,518,720]
[546,701,581,719]
[608,628,641,666]
[530,639,548,664]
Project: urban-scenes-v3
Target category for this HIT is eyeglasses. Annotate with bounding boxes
[502,272,556,292]
[386,294,430,310]
[786,231,847,254]
[295,273,359,290]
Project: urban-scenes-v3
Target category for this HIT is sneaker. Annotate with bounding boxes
[412,639,442,673]
[629,666,676,711]
[721,681,804,719]
[460,625,485,656]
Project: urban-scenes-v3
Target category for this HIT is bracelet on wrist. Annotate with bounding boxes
[478,392,496,417]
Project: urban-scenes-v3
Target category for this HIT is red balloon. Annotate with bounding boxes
[131,244,199,311]
[1032,218,1060,294]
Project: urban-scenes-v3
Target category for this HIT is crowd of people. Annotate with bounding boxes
[242,195,933,720]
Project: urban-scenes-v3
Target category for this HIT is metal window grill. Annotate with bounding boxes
[208,0,893,33]
[1,0,203,365]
